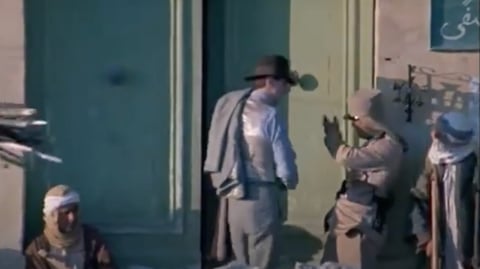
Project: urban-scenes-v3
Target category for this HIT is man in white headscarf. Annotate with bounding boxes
[25,185,116,269]
[409,111,478,269]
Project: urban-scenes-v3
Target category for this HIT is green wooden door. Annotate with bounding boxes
[206,0,374,265]
[24,0,201,268]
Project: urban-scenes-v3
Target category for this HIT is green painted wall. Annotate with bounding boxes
[205,0,374,265]
[24,0,377,267]
[24,1,201,268]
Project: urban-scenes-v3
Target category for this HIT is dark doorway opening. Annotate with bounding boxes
[201,0,232,268]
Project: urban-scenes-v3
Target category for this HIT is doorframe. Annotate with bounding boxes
[190,0,203,221]
[344,0,375,145]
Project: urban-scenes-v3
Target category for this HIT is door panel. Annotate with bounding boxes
[216,0,348,227]
[219,0,348,233]
[43,0,173,229]
[288,0,347,224]
[25,0,199,267]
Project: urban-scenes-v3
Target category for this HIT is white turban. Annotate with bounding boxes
[42,185,80,216]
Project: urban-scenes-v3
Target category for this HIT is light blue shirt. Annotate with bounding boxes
[231,89,298,189]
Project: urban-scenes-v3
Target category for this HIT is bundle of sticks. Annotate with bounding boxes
[0,103,61,164]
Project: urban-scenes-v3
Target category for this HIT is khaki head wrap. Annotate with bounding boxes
[43,184,83,249]
[347,88,407,151]
[347,88,382,118]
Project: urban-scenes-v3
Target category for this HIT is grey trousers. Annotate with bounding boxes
[229,223,278,269]
[227,185,281,269]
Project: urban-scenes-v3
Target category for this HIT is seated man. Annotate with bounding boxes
[25,184,116,269]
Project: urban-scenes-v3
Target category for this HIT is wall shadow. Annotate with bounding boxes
[209,224,323,269]
[278,225,323,268]
[375,69,478,260]
[201,0,292,268]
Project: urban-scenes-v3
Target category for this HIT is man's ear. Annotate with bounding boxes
[264,77,272,88]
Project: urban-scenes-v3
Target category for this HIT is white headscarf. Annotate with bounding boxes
[43,189,80,216]
[428,111,475,164]
[42,185,83,249]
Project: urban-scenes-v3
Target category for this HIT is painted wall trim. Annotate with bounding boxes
[94,0,189,235]
[190,0,203,211]
[344,0,375,144]
[168,0,185,234]
[0,0,26,255]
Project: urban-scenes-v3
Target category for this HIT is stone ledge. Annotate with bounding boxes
[0,249,25,269]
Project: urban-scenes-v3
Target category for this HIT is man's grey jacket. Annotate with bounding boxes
[203,88,253,196]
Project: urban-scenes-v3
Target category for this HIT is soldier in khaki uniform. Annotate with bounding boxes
[321,89,407,269]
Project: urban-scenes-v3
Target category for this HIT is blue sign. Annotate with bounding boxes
[430,0,480,51]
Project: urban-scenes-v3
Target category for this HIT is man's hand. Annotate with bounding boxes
[424,240,433,257]
[323,115,341,135]
[323,116,343,156]
[462,259,474,269]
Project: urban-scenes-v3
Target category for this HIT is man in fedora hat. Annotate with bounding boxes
[321,89,406,268]
[204,55,299,269]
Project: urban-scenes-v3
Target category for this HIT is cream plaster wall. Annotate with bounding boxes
[375,0,479,264]
[0,0,26,268]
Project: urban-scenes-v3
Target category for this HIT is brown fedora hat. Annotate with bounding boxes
[244,55,298,85]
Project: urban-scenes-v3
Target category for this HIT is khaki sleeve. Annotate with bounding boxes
[410,202,431,250]
[409,158,434,249]
[334,139,394,170]
[410,158,434,200]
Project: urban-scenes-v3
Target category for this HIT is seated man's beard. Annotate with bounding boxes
[59,221,76,233]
